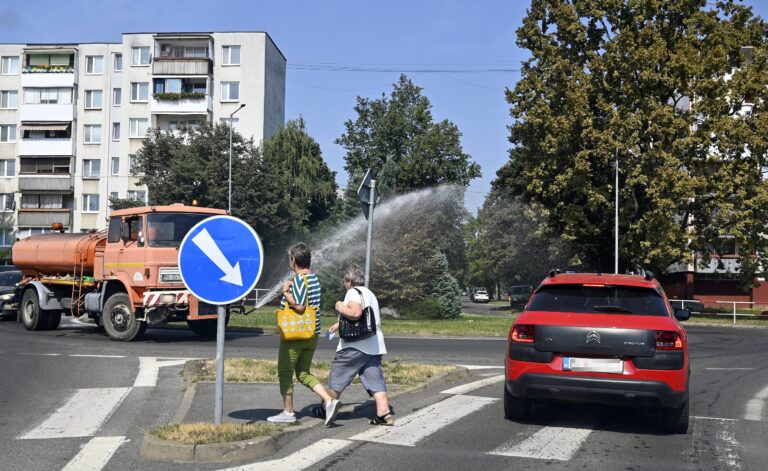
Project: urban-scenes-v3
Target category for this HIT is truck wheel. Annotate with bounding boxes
[20,289,51,331]
[103,293,143,341]
[46,312,62,330]
[187,314,230,338]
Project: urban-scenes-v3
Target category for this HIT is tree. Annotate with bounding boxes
[498,0,768,279]
[429,252,462,319]
[108,196,145,211]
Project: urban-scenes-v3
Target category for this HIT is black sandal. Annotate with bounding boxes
[310,404,326,419]
[369,406,395,426]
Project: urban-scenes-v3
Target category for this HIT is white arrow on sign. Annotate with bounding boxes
[191,228,243,286]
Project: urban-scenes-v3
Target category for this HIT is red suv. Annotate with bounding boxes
[504,271,691,433]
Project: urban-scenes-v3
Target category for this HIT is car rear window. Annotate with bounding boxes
[527,284,669,316]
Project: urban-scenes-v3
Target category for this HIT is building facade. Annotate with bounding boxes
[0,31,285,260]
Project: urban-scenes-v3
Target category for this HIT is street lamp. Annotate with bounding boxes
[614,148,619,274]
[228,103,246,213]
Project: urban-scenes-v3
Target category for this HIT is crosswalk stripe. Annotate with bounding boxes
[441,375,504,395]
[744,383,768,421]
[456,364,504,370]
[61,436,127,471]
[350,395,497,446]
[19,388,131,439]
[133,357,193,387]
[488,421,595,461]
[220,439,351,471]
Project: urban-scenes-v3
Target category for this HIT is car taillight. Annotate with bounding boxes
[655,331,683,350]
[511,324,535,343]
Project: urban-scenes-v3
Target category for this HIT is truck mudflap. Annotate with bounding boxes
[534,325,655,357]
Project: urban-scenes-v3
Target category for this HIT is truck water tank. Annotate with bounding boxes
[12,231,107,277]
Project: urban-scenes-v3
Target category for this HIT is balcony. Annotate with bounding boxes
[152,58,211,75]
[18,175,73,192]
[20,104,74,122]
[18,138,73,156]
[21,71,76,88]
[18,209,71,227]
[150,93,210,115]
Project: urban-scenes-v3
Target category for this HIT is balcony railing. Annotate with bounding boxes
[150,94,210,115]
[18,209,71,227]
[18,175,73,192]
[21,72,76,88]
[152,57,211,75]
[20,104,74,122]
[22,65,75,74]
[18,138,73,156]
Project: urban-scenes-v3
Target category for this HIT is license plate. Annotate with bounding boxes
[563,357,623,374]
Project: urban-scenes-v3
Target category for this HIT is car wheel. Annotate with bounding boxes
[662,396,689,434]
[504,385,530,420]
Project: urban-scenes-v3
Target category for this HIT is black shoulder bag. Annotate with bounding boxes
[338,288,377,341]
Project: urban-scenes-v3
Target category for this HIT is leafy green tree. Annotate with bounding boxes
[498,0,768,279]
[108,196,145,211]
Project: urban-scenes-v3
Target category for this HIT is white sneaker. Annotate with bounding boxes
[267,411,297,423]
[325,399,340,426]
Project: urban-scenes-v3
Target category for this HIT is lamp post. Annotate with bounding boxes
[615,148,619,274]
[228,103,246,213]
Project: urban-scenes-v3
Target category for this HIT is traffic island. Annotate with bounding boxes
[141,358,470,464]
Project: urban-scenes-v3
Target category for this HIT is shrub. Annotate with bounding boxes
[401,297,441,319]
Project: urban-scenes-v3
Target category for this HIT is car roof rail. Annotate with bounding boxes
[644,270,655,281]
[548,268,561,277]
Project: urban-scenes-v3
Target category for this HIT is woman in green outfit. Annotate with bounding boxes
[268,242,340,426]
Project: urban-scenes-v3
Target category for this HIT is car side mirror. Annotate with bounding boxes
[674,309,691,321]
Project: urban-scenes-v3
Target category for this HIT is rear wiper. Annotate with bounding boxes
[592,305,633,313]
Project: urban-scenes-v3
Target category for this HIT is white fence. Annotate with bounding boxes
[715,301,756,324]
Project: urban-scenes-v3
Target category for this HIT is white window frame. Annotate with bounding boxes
[128,190,147,203]
[0,193,13,212]
[129,119,149,138]
[83,124,101,144]
[0,125,17,143]
[82,194,100,212]
[112,122,120,141]
[113,88,121,106]
[1,56,19,75]
[222,45,240,65]
[130,82,148,102]
[0,159,15,177]
[114,53,123,72]
[111,157,120,176]
[85,55,103,75]
[131,47,151,66]
[0,90,18,109]
[83,159,101,179]
[221,81,240,102]
[84,90,103,109]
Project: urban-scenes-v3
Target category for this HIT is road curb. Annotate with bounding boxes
[140,360,471,464]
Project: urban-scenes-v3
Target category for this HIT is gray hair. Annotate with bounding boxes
[343,264,365,286]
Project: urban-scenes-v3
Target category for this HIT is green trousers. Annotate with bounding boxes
[278,335,320,395]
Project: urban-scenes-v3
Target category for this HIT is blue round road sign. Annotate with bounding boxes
[178,215,264,305]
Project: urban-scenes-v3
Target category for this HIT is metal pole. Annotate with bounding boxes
[228,104,245,214]
[364,179,376,287]
[733,303,737,325]
[214,305,226,425]
[615,148,619,274]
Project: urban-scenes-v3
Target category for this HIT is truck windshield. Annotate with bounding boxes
[147,213,213,247]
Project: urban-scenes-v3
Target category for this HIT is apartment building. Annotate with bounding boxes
[0,31,285,260]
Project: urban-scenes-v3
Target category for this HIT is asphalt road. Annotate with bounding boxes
[0,317,766,471]
[462,296,517,317]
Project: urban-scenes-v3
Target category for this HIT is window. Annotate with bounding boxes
[0,229,14,246]
[0,125,16,143]
[221,82,239,101]
[85,55,103,74]
[153,78,206,94]
[83,124,101,144]
[129,119,148,138]
[220,117,239,131]
[21,193,63,208]
[20,158,70,175]
[1,56,19,75]
[83,159,101,178]
[0,91,18,109]
[131,47,150,66]
[107,217,121,243]
[23,88,72,104]
[113,88,121,106]
[130,82,148,102]
[112,122,120,141]
[222,46,240,65]
[111,156,119,175]
[129,154,140,174]
[0,193,13,211]
[84,90,102,109]
[526,284,669,316]
[114,53,123,72]
[168,119,201,131]
[0,160,15,177]
[83,194,99,212]
[128,190,147,203]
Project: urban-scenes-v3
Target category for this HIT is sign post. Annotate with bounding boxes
[357,169,379,287]
[179,215,264,425]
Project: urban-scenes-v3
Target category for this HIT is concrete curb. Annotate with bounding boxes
[140,360,471,464]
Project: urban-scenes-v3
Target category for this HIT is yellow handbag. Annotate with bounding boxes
[276,274,317,341]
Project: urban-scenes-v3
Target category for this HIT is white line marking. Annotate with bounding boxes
[441,375,504,395]
[705,368,754,371]
[350,395,497,446]
[692,415,743,470]
[19,388,131,439]
[745,383,768,421]
[692,416,738,422]
[133,357,192,387]
[488,422,595,461]
[18,352,61,356]
[220,438,351,471]
[61,436,127,471]
[70,354,126,359]
[456,364,504,370]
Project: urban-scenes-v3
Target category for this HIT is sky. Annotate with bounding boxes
[1,0,766,214]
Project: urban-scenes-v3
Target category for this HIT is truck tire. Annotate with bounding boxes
[103,293,143,341]
[187,313,230,338]
[46,311,62,330]
[20,289,51,331]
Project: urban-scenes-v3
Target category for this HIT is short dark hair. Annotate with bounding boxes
[288,242,311,269]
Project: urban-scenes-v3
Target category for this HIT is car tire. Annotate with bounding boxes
[20,289,51,331]
[662,396,689,434]
[103,293,143,341]
[504,385,530,420]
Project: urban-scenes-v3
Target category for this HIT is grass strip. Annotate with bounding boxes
[152,422,286,445]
